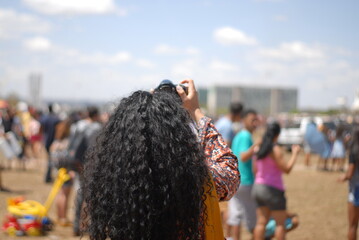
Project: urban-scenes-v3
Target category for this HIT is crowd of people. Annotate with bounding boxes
[0,101,106,236]
[216,104,300,240]
[303,119,351,172]
[215,101,359,240]
[0,79,359,240]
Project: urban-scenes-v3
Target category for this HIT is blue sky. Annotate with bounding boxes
[0,0,358,109]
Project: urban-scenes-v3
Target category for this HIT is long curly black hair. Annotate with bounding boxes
[82,90,210,240]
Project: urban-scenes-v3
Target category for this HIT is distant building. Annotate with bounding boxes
[29,73,42,108]
[199,85,298,116]
[198,88,208,108]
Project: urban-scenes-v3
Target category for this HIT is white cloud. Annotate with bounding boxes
[213,27,258,46]
[172,59,199,77]
[246,42,358,108]
[110,52,132,63]
[273,15,288,22]
[21,40,133,65]
[23,0,127,16]
[136,59,156,69]
[209,60,237,71]
[23,36,52,51]
[185,47,200,55]
[258,42,325,61]
[327,46,352,57]
[0,8,51,39]
[252,62,286,73]
[154,44,179,55]
[154,44,200,55]
[71,51,132,65]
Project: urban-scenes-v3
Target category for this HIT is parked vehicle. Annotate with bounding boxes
[278,122,304,151]
[278,117,323,151]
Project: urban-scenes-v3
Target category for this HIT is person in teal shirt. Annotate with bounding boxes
[233,129,254,185]
[227,109,259,240]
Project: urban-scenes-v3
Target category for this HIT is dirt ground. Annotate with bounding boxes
[0,150,350,240]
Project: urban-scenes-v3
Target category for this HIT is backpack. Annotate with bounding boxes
[51,139,70,169]
[67,121,101,172]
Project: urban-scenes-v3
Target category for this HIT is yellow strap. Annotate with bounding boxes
[204,176,224,240]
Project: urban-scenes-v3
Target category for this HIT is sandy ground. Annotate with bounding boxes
[0,150,350,240]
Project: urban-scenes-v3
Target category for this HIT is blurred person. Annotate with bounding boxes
[0,117,11,192]
[17,102,34,169]
[303,141,312,167]
[228,109,260,240]
[100,111,110,124]
[82,79,240,240]
[1,107,14,133]
[301,119,313,167]
[41,104,60,183]
[70,106,102,236]
[303,121,315,167]
[50,116,74,226]
[0,107,23,169]
[215,102,243,238]
[11,109,28,166]
[339,126,359,240]
[17,102,32,140]
[252,122,301,240]
[215,102,243,146]
[263,213,299,240]
[317,124,331,171]
[331,126,346,171]
[305,122,331,171]
[28,108,43,161]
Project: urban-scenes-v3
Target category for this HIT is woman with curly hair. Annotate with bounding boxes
[82,79,240,240]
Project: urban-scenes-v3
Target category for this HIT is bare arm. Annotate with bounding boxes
[338,152,357,182]
[240,145,256,162]
[252,157,257,175]
[273,145,300,174]
[346,164,356,180]
[240,139,261,162]
[339,163,355,182]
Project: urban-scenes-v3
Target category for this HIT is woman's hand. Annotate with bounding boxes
[291,145,301,155]
[176,79,204,122]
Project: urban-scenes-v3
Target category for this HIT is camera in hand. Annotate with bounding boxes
[155,79,188,95]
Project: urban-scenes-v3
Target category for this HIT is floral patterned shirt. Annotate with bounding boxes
[197,116,240,201]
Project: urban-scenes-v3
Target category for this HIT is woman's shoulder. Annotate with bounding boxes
[272,145,283,159]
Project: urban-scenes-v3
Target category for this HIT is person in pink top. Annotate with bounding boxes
[252,122,301,240]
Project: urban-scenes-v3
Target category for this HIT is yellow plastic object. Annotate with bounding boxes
[6,226,17,237]
[203,175,224,240]
[26,227,42,236]
[43,168,71,215]
[8,200,46,217]
[7,168,70,218]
